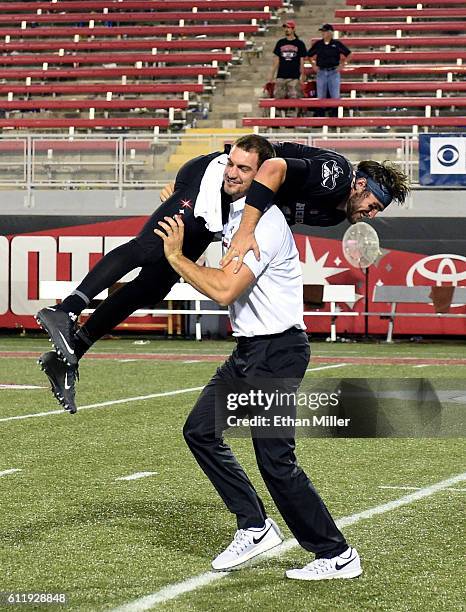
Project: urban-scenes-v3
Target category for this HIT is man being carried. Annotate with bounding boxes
[36,136,409,413]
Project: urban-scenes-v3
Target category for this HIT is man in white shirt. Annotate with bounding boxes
[155,156,362,581]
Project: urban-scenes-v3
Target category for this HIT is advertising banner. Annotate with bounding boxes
[419,133,466,186]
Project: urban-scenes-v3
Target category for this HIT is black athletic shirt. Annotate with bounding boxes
[271,142,354,226]
[273,37,308,79]
[174,142,353,228]
[307,39,351,69]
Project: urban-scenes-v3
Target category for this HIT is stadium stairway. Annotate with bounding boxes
[164,127,251,172]
[196,0,345,129]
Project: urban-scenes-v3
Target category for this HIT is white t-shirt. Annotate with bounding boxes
[222,200,305,337]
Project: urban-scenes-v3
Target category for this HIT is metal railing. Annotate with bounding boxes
[0,131,427,195]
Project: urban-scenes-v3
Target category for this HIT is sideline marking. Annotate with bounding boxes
[307,363,348,372]
[2,351,466,366]
[112,471,466,612]
[116,472,158,481]
[379,485,465,492]
[0,468,22,477]
[0,384,46,390]
[0,386,204,423]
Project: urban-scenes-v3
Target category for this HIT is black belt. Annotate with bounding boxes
[236,326,304,344]
[320,66,338,71]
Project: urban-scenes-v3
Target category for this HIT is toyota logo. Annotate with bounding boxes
[406,254,466,306]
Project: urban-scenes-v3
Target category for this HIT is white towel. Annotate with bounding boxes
[194,153,227,232]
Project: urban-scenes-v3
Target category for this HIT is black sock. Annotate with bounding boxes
[56,291,89,318]
[74,327,94,361]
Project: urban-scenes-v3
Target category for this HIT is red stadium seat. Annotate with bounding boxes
[0,52,233,66]
[335,8,466,18]
[260,97,466,113]
[0,11,273,24]
[307,36,466,48]
[0,0,283,11]
[335,51,466,62]
[242,116,466,129]
[0,118,170,129]
[0,83,204,95]
[2,99,189,110]
[346,0,464,5]
[0,39,247,53]
[0,66,219,79]
[323,81,466,94]
[333,21,466,32]
[0,25,260,38]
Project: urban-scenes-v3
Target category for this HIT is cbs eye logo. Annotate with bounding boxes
[436,144,460,167]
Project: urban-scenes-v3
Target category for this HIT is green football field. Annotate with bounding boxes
[0,335,465,611]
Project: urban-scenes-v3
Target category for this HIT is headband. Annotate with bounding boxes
[356,170,393,208]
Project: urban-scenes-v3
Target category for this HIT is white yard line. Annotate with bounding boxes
[111,470,466,612]
[0,386,204,423]
[0,384,46,390]
[0,468,22,477]
[379,485,465,492]
[306,363,348,372]
[1,366,347,424]
[115,472,158,482]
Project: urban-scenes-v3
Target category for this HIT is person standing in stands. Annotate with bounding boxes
[307,24,351,117]
[269,20,307,115]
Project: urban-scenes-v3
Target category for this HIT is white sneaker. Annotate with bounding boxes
[212,518,283,571]
[286,547,362,581]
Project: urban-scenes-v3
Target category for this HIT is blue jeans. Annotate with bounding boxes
[316,68,341,99]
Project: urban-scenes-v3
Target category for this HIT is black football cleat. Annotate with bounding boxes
[35,307,78,366]
[38,351,79,414]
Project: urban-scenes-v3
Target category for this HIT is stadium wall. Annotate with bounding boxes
[1,207,465,337]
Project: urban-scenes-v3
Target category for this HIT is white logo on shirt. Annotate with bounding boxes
[321,160,343,190]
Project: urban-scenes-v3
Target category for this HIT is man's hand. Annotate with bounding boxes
[160,182,175,203]
[154,215,184,261]
[220,227,260,274]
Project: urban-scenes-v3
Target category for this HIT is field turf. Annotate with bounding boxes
[0,336,464,611]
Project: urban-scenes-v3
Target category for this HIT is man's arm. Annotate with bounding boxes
[154,216,254,306]
[220,158,287,271]
[270,55,279,81]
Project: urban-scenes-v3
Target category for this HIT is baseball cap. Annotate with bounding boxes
[319,23,334,32]
[282,20,296,29]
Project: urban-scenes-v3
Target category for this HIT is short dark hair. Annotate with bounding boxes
[357,160,410,205]
[233,134,276,168]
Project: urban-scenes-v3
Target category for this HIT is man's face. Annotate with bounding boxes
[346,180,385,224]
[223,146,260,199]
[321,30,333,43]
[283,25,295,37]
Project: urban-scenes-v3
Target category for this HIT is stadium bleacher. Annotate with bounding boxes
[0,0,280,132]
[243,0,466,133]
[0,0,465,133]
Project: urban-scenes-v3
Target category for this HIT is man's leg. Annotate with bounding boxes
[249,331,361,580]
[328,69,341,117]
[252,435,347,557]
[39,200,214,411]
[36,180,213,364]
[73,263,181,361]
[287,79,300,117]
[183,362,284,570]
[314,70,327,117]
[183,365,267,530]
